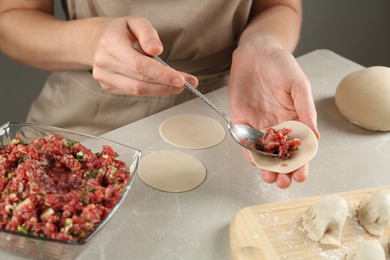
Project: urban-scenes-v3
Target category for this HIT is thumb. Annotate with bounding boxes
[292,78,320,139]
[126,17,163,56]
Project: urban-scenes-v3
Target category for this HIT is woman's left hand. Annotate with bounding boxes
[228,39,320,189]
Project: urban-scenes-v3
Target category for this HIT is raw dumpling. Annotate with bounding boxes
[346,240,385,260]
[357,189,390,236]
[302,195,348,247]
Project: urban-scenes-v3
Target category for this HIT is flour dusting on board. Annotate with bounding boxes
[243,187,390,259]
[255,209,351,259]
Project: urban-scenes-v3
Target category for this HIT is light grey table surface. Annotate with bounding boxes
[3,49,390,260]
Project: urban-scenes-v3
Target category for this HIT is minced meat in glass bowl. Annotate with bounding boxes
[0,122,141,259]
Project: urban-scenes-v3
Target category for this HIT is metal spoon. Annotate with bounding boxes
[132,43,276,156]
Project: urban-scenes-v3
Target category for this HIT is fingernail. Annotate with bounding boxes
[187,76,198,87]
[146,41,163,52]
[171,78,184,87]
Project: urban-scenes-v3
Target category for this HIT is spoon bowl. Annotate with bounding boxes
[132,42,276,157]
[229,124,270,153]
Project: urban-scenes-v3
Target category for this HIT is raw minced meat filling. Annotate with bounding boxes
[0,134,131,241]
[257,127,301,160]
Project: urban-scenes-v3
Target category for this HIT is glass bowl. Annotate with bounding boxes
[0,122,141,259]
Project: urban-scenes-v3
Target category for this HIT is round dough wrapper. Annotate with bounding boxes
[159,114,225,149]
[137,150,206,192]
[335,66,390,131]
[250,121,318,174]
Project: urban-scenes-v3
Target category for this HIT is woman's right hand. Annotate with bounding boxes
[0,1,196,96]
[91,16,198,96]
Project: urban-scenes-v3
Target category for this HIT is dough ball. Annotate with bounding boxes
[302,195,348,247]
[335,66,390,131]
[159,114,225,149]
[137,150,206,193]
[346,240,385,260]
[357,189,390,236]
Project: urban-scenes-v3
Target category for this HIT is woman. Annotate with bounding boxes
[0,0,319,188]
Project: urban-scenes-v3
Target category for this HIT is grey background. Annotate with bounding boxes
[1,0,389,123]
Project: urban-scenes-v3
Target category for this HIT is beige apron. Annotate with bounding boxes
[27,0,253,135]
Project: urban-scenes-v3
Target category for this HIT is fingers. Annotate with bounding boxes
[260,164,308,189]
[261,170,278,183]
[260,170,291,189]
[242,145,308,189]
[97,25,185,86]
[292,164,308,183]
[95,68,198,96]
[96,70,185,96]
[93,49,198,95]
[92,17,198,96]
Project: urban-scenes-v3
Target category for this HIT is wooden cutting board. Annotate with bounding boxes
[230,186,390,260]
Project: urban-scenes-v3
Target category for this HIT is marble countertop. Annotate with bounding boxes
[4,49,390,260]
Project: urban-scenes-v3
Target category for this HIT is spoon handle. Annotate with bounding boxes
[132,43,231,125]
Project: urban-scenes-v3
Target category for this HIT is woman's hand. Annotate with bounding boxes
[228,39,320,189]
[0,2,198,94]
[91,17,198,96]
